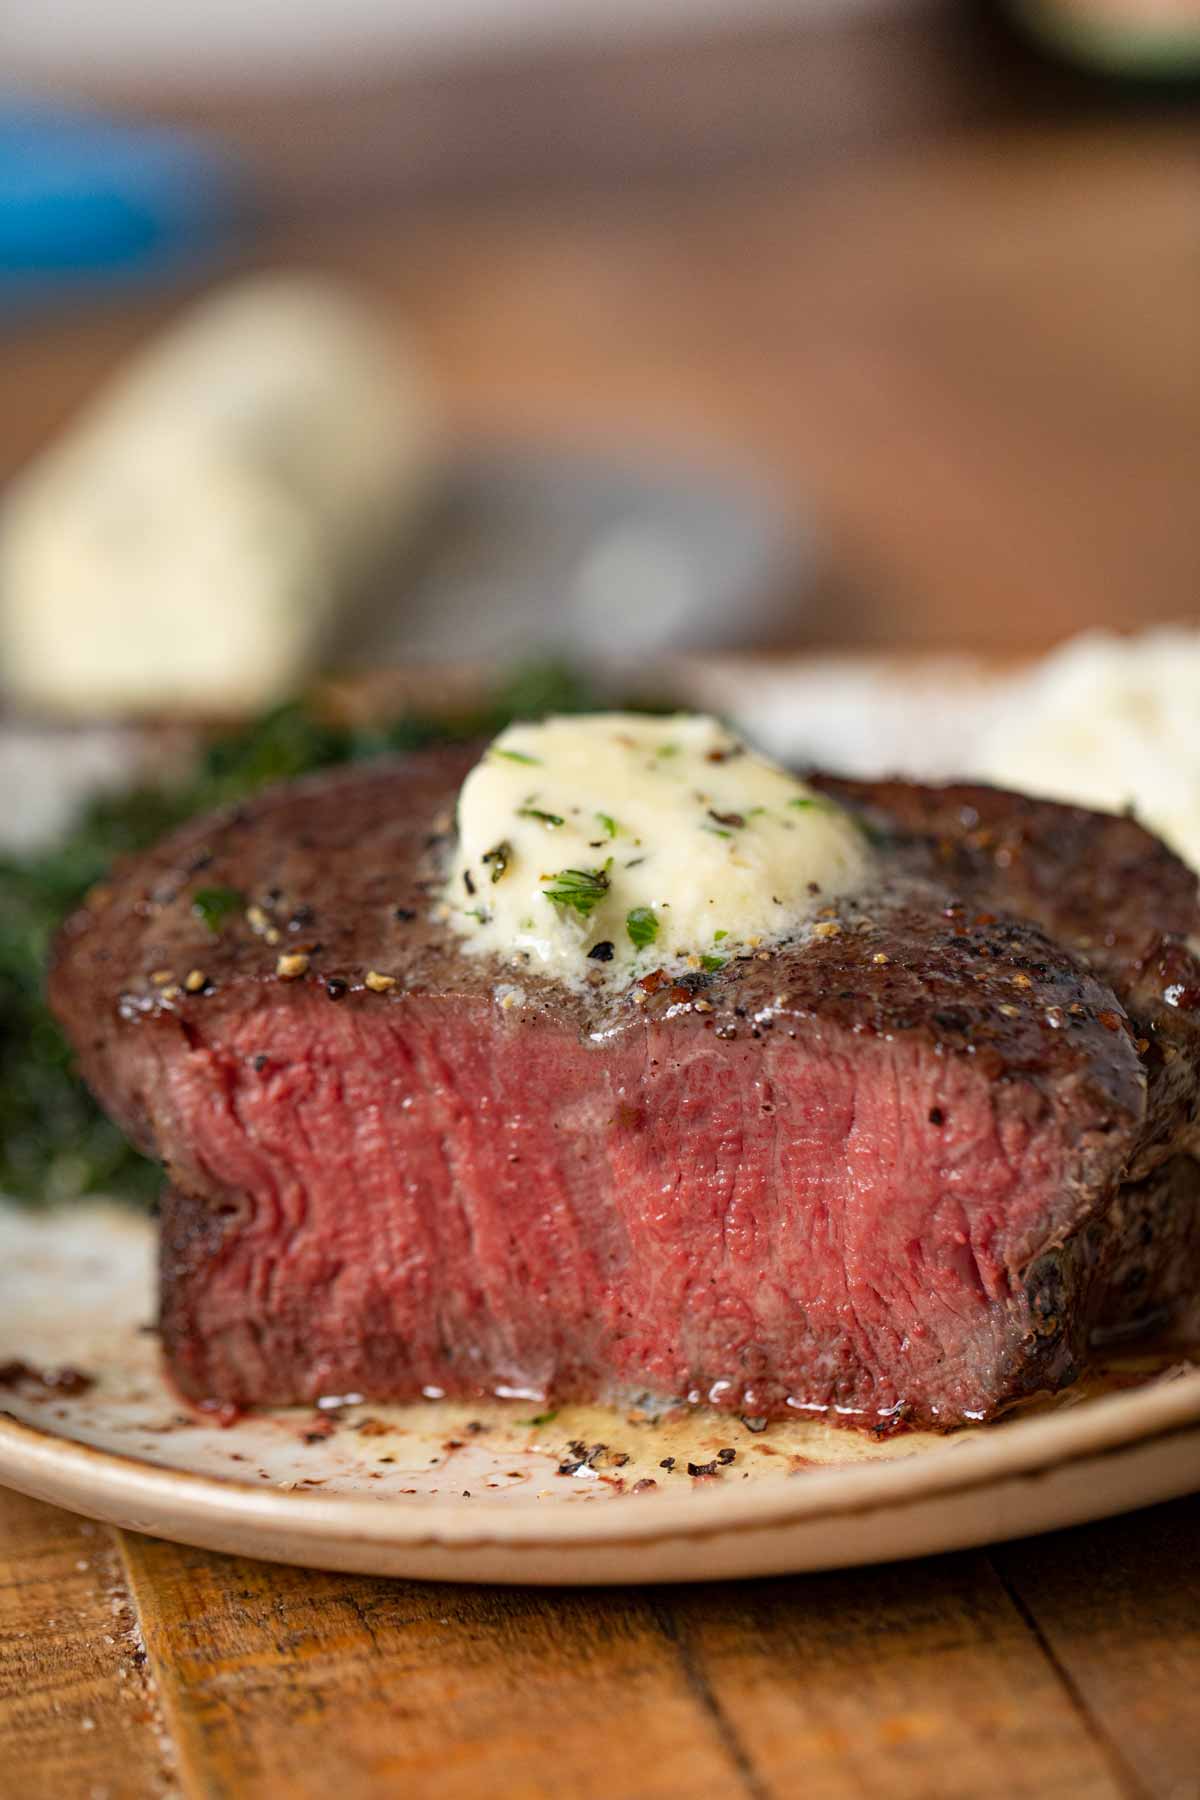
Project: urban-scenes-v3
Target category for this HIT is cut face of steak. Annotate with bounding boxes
[50,750,1200,1427]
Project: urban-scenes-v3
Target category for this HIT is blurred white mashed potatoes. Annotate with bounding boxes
[974,628,1200,871]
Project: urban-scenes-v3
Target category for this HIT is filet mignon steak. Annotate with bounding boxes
[49,750,1200,1426]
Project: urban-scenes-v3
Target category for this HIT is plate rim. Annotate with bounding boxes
[3,1366,1199,1551]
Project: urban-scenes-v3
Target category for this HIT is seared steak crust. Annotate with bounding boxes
[50,751,1200,1425]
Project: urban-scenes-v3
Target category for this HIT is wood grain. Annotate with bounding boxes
[994,1494,1200,1800]
[118,1531,756,1799]
[115,1528,1139,1800]
[0,1488,173,1800]
[664,1554,1130,1800]
[4,1488,1196,1800]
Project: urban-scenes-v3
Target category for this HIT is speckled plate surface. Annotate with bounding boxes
[2,1204,1198,1583]
[3,650,1198,1580]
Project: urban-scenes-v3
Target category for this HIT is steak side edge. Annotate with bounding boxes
[50,752,1200,1424]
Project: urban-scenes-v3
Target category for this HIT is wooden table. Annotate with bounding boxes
[3,1482,1199,1799]
[3,18,1200,1787]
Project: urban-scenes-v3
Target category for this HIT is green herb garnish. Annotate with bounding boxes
[596,812,618,839]
[0,660,626,1206]
[542,862,612,918]
[626,906,659,950]
[656,743,681,759]
[517,807,565,828]
[481,841,511,883]
[191,886,245,933]
[788,794,838,813]
[700,954,726,972]
[522,1410,559,1427]
[713,930,728,943]
[494,748,540,766]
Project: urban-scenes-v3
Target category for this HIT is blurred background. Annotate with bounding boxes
[1,0,1197,705]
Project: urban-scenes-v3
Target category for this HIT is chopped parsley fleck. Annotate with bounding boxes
[788,794,838,813]
[703,824,733,839]
[626,906,659,951]
[493,748,540,765]
[713,930,729,942]
[481,841,511,883]
[522,1410,559,1427]
[596,812,619,839]
[191,886,244,933]
[465,906,489,924]
[517,806,565,828]
[700,954,726,972]
[655,743,681,758]
[542,862,611,917]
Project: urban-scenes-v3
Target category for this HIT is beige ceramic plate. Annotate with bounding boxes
[2,1204,1198,1584]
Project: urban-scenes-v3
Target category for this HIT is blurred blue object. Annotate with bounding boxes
[0,100,244,314]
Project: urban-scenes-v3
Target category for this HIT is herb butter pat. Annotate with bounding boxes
[446,713,870,984]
